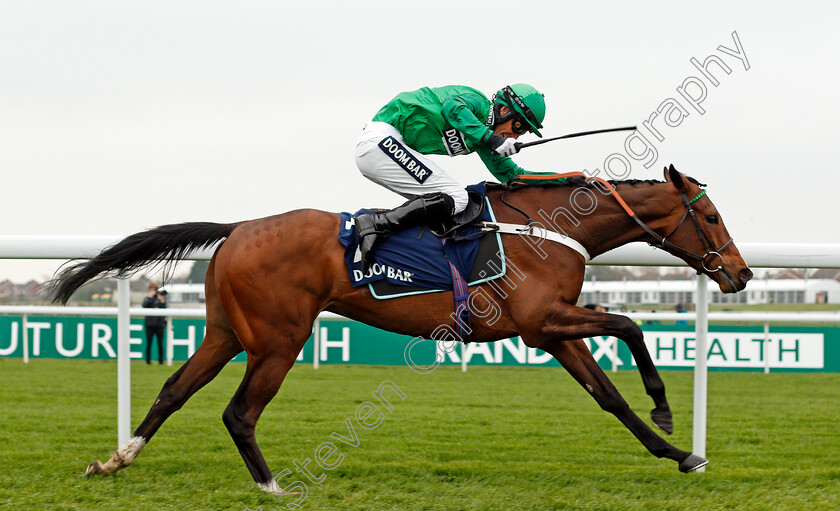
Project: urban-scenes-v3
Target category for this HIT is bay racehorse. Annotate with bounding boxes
[48,164,751,494]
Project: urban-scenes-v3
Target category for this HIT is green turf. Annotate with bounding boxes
[1,359,838,510]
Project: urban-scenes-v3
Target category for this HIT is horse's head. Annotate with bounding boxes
[661,164,752,293]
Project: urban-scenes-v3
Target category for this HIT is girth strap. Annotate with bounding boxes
[481,222,591,263]
[446,258,471,342]
[439,237,472,342]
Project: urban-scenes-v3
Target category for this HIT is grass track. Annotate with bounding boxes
[1,359,838,510]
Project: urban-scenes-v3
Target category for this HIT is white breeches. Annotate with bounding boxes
[355,122,470,214]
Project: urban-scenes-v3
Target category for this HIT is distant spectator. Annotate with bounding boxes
[675,303,688,325]
[142,282,167,364]
[622,306,644,325]
[583,303,607,312]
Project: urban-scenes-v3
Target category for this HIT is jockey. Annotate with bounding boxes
[354,83,546,271]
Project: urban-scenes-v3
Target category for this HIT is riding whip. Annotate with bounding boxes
[514,126,637,151]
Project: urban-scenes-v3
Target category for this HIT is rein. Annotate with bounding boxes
[505,172,734,274]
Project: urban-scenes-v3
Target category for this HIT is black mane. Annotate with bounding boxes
[486,174,704,191]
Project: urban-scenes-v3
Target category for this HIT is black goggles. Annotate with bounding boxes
[503,86,542,134]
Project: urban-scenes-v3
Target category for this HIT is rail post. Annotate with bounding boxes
[763,322,770,374]
[692,275,709,472]
[166,319,174,366]
[117,278,131,446]
[22,314,29,364]
[312,318,320,369]
[612,337,618,373]
[461,342,468,372]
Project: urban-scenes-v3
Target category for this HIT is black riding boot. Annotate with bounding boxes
[355,193,454,273]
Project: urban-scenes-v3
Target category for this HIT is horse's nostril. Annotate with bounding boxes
[739,268,753,283]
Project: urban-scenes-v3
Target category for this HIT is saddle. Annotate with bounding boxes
[368,220,505,300]
[337,183,507,300]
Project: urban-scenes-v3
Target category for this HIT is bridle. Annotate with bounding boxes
[630,188,734,275]
[504,172,736,280]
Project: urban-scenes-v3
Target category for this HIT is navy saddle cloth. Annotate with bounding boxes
[338,182,505,299]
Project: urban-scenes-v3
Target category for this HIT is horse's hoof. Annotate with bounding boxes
[85,461,102,476]
[679,454,709,473]
[258,481,301,496]
[651,408,673,435]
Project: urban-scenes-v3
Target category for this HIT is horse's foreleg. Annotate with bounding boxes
[541,339,707,473]
[537,304,674,434]
[85,326,243,476]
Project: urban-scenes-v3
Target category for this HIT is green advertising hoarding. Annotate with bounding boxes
[0,315,838,372]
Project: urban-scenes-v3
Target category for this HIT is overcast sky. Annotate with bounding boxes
[2,1,838,282]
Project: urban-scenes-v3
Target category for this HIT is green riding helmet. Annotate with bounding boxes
[491,83,546,137]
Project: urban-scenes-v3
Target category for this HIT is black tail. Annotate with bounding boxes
[47,222,238,304]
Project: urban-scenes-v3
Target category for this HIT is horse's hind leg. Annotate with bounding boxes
[86,257,244,476]
[541,339,707,473]
[85,324,243,475]
[222,351,299,494]
[216,291,315,494]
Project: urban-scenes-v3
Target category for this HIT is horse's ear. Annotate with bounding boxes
[663,166,671,181]
[667,164,687,192]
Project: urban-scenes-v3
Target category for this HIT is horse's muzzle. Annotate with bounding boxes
[739,268,753,285]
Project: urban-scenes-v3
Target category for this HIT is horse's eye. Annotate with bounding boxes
[705,215,718,224]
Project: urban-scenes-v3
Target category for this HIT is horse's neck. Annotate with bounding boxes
[585,182,682,257]
[508,182,680,259]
